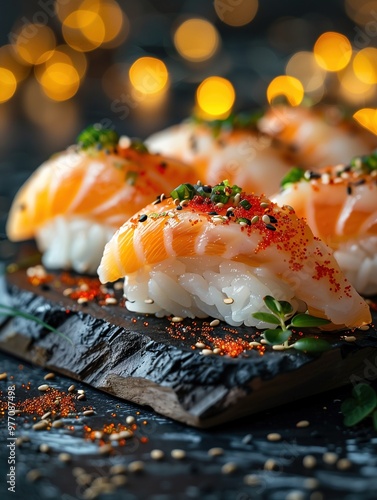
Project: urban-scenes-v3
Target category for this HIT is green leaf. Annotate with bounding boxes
[263,329,292,345]
[263,295,283,315]
[290,314,331,328]
[341,384,377,427]
[77,124,119,150]
[280,167,306,190]
[170,183,197,201]
[292,338,331,353]
[279,301,293,316]
[252,312,281,325]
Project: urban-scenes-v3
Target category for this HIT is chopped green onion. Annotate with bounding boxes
[280,167,306,190]
[77,124,119,151]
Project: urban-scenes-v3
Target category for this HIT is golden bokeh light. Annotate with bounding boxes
[39,62,80,101]
[214,0,258,27]
[62,10,106,51]
[35,47,87,85]
[314,32,352,72]
[196,76,235,118]
[0,68,17,103]
[129,57,169,95]
[0,45,30,83]
[12,24,56,65]
[353,108,377,136]
[338,59,376,105]
[353,48,377,84]
[174,18,219,62]
[286,51,326,92]
[97,0,126,46]
[345,0,377,26]
[267,76,304,106]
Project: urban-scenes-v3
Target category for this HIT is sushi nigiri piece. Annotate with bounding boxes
[146,114,293,196]
[98,180,371,329]
[271,153,377,296]
[6,125,196,274]
[258,104,377,169]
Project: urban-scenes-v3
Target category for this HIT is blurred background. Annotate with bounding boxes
[1,0,377,239]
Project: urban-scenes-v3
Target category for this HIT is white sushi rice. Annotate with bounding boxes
[334,237,377,296]
[124,256,301,327]
[37,216,115,274]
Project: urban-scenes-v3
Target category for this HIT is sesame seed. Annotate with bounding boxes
[176,205,183,210]
[38,384,49,392]
[58,452,71,463]
[51,420,63,428]
[208,447,224,457]
[109,433,120,441]
[286,491,305,500]
[105,297,117,305]
[144,298,154,304]
[77,297,88,305]
[243,474,261,486]
[344,336,356,342]
[234,193,241,205]
[215,202,224,209]
[39,443,50,453]
[249,341,261,346]
[168,211,175,217]
[171,449,186,460]
[260,338,268,344]
[99,444,113,455]
[118,430,133,439]
[126,416,135,424]
[0,372,7,381]
[110,464,128,475]
[44,373,55,380]
[94,431,103,439]
[195,342,206,348]
[203,185,212,193]
[41,412,51,420]
[138,214,148,223]
[303,455,317,469]
[83,410,95,416]
[221,462,237,474]
[150,449,165,460]
[210,319,220,327]
[201,349,213,356]
[68,384,76,392]
[251,215,259,224]
[180,199,189,207]
[262,214,271,224]
[160,193,166,202]
[264,459,277,471]
[33,420,49,431]
[337,458,352,470]
[323,452,338,464]
[114,281,123,290]
[260,201,269,208]
[272,345,285,351]
[213,348,221,355]
[173,198,180,205]
[223,297,234,304]
[119,136,131,149]
[128,460,145,472]
[296,420,310,428]
[27,469,42,482]
[77,394,86,401]
[77,389,85,394]
[265,223,277,231]
[171,316,183,323]
[284,205,295,212]
[358,325,370,331]
[267,432,281,441]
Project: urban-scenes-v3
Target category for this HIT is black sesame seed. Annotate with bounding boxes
[139,214,148,222]
[269,215,278,223]
[265,223,276,231]
[347,185,352,195]
[208,211,218,215]
[227,211,234,217]
[176,205,183,210]
[203,185,212,193]
[308,171,321,180]
[342,165,352,172]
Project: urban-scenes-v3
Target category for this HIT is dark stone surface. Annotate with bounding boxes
[1,268,377,428]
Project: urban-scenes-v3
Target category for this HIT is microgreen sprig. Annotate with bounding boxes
[252,295,331,353]
[170,180,242,204]
[0,304,73,345]
[350,151,377,174]
[280,167,306,190]
[77,124,119,151]
[341,383,377,430]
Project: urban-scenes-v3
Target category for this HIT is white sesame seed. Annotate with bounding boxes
[94,431,103,439]
[223,297,234,304]
[303,455,317,469]
[144,298,154,304]
[119,136,131,149]
[249,341,261,346]
[238,221,247,227]
[337,458,352,470]
[296,420,310,428]
[128,460,144,473]
[251,215,259,224]
[105,297,117,305]
[51,420,63,428]
[171,316,183,323]
[109,433,120,441]
[41,412,51,420]
[243,474,261,486]
[358,325,370,331]
[126,416,135,425]
[118,430,133,439]
[114,281,123,290]
[323,452,338,464]
[195,342,206,349]
[44,373,55,380]
[286,491,305,500]
[267,432,281,441]
[201,349,213,356]
[77,389,85,394]
[171,449,186,460]
[213,348,221,355]
[180,199,189,207]
[68,384,76,392]
[260,201,269,208]
[77,297,88,305]
[83,410,95,416]
[303,478,320,489]
[58,452,71,463]
[80,283,89,291]
[110,464,128,475]
[272,345,285,351]
[221,462,237,474]
[26,469,42,482]
[344,336,356,342]
[99,444,113,455]
[262,214,271,224]
[260,339,269,344]
[208,447,224,457]
[150,449,165,460]
[215,202,224,209]
[0,372,7,380]
[210,319,220,327]
[39,443,50,453]
[38,384,49,392]
[264,459,277,471]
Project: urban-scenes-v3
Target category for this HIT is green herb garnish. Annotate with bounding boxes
[0,304,73,345]
[191,110,264,138]
[170,180,242,204]
[280,167,306,190]
[350,151,377,174]
[252,295,331,353]
[77,124,119,151]
[341,383,377,430]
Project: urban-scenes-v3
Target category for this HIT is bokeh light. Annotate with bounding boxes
[129,57,169,95]
[353,48,377,84]
[314,32,352,71]
[353,108,377,136]
[0,68,17,103]
[214,0,258,27]
[196,76,235,118]
[345,0,377,26]
[338,56,376,105]
[38,62,81,101]
[0,45,30,83]
[174,18,219,62]
[286,51,326,92]
[12,24,56,65]
[267,75,304,106]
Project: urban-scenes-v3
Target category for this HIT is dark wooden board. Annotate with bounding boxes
[1,268,377,428]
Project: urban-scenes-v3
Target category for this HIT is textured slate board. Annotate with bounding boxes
[1,269,377,428]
